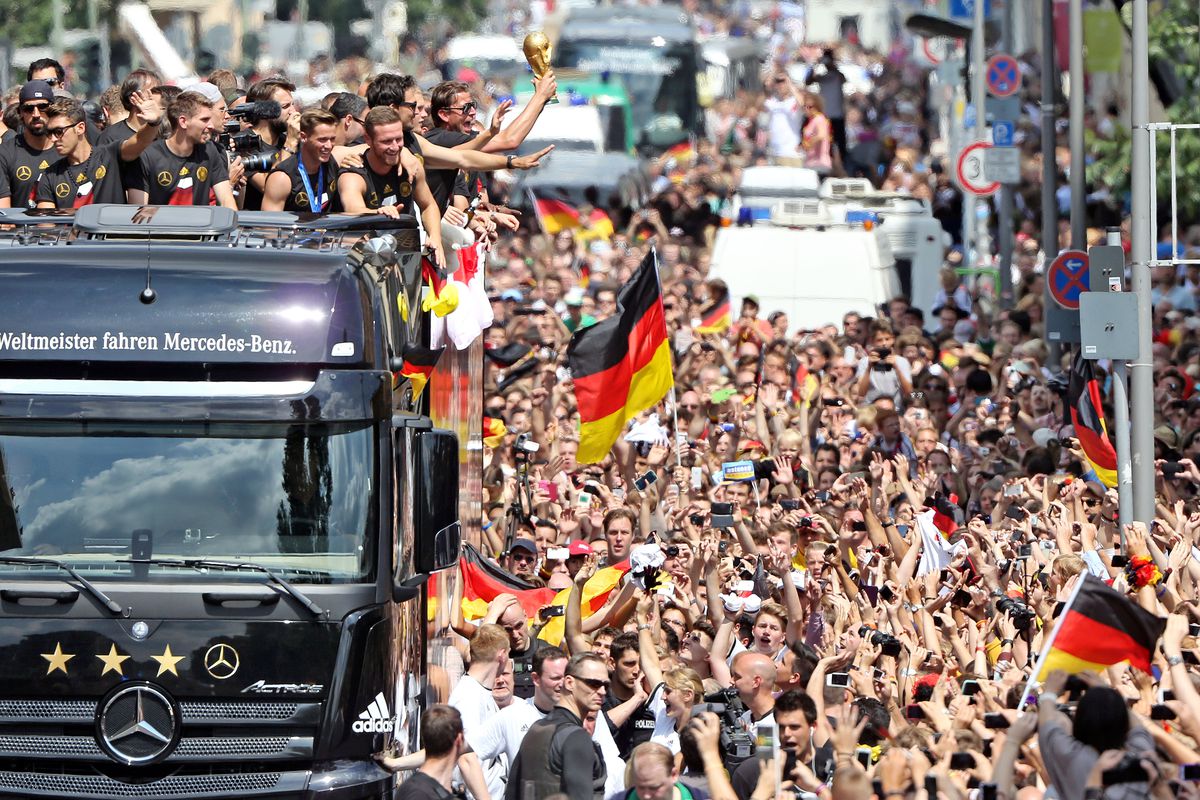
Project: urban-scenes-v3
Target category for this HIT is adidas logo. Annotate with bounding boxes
[352,692,395,733]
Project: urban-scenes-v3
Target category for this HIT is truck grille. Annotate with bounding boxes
[0,768,309,797]
[0,697,321,779]
[0,735,311,761]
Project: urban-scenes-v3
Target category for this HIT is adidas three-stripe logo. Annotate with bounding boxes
[352,692,395,733]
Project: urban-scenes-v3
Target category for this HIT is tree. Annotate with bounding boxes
[1088,0,1200,224]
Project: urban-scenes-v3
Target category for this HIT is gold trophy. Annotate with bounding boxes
[522,31,558,104]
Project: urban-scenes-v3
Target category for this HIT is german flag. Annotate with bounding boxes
[459,544,558,621]
[537,559,631,646]
[567,252,674,463]
[929,494,959,538]
[483,416,507,449]
[1034,573,1164,679]
[395,343,443,400]
[1067,352,1118,487]
[530,191,581,234]
[695,295,731,335]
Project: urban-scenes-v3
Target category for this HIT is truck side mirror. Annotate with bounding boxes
[412,428,461,575]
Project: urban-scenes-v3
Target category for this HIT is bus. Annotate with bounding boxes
[555,5,703,154]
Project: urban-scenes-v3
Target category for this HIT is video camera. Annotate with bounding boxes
[858,625,902,657]
[692,687,755,769]
[217,101,283,172]
[996,596,1036,630]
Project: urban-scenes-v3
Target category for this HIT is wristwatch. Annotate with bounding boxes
[637,623,652,632]
[505,155,515,170]
[1167,654,1185,667]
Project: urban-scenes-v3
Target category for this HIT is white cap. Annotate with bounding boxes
[182,81,223,105]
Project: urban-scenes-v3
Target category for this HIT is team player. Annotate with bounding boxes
[36,93,163,209]
[261,109,340,213]
[0,81,58,209]
[338,106,444,270]
[129,91,236,209]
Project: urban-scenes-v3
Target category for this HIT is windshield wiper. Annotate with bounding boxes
[122,557,324,618]
[0,556,124,615]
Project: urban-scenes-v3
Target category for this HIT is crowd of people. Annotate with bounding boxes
[3,12,1200,800]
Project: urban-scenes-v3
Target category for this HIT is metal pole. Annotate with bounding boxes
[50,0,65,57]
[1068,0,1086,250]
[998,0,1015,308]
[1129,0,1155,524]
[1040,0,1059,359]
[1105,226,1132,538]
[972,0,990,274]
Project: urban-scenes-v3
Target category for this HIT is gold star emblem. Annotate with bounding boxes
[41,643,74,675]
[96,644,130,676]
[151,644,185,677]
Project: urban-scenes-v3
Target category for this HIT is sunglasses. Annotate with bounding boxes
[46,125,76,138]
[20,103,49,114]
[573,675,610,691]
[394,101,418,110]
[446,101,478,114]
[42,78,61,86]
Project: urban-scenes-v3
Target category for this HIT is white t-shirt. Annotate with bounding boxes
[471,697,547,766]
[449,675,505,800]
[855,354,914,405]
[764,96,801,157]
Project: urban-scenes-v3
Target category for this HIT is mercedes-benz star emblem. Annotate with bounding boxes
[204,643,239,680]
[96,684,179,765]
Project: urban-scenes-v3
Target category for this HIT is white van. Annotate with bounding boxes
[728,165,821,224]
[444,35,525,80]
[709,201,900,333]
[493,103,605,155]
[817,178,951,315]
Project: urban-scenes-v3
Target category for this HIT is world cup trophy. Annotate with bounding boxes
[522,31,558,104]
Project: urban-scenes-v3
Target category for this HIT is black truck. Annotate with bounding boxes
[0,204,478,799]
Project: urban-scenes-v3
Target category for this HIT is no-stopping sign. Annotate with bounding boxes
[956,141,999,196]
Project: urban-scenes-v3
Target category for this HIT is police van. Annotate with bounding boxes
[709,199,900,333]
[0,204,474,799]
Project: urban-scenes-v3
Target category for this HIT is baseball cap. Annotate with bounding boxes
[501,288,524,302]
[568,541,593,557]
[19,80,53,104]
[509,537,538,555]
[182,81,223,105]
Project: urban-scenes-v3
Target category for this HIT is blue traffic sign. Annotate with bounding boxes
[1048,250,1090,310]
[950,0,992,19]
[986,53,1021,98]
[992,120,1014,147]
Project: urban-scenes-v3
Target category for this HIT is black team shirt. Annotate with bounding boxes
[341,149,414,215]
[36,141,133,208]
[0,135,56,208]
[268,153,341,212]
[137,139,229,205]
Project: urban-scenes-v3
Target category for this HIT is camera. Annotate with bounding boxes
[996,596,1036,629]
[858,626,902,657]
[692,688,755,769]
[219,101,284,171]
[514,432,540,455]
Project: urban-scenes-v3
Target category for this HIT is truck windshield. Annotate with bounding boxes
[556,40,698,147]
[0,421,374,582]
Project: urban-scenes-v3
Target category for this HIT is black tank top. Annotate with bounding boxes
[344,149,414,215]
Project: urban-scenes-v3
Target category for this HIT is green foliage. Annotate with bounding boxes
[1088,0,1200,223]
